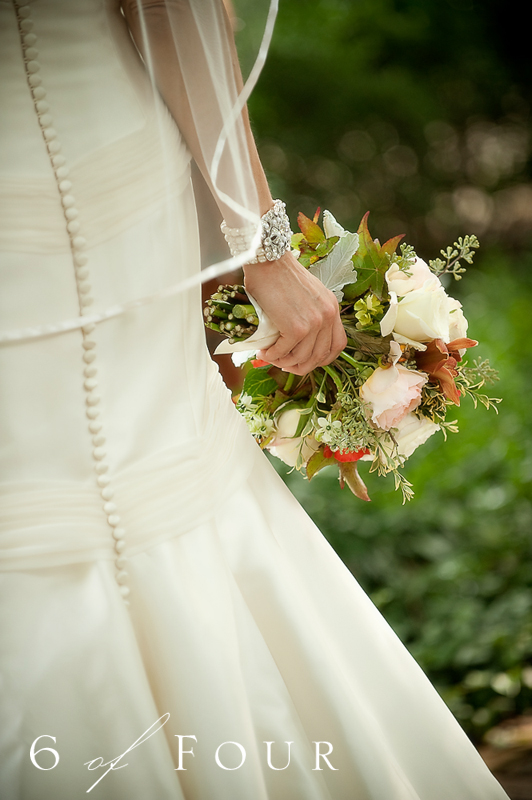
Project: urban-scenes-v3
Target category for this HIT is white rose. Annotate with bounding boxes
[447,296,469,349]
[360,342,427,430]
[385,257,440,296]
[267,408,319,467]
[387,282,451,345]
[392,412,440,459]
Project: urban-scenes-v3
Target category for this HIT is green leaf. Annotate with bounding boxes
[241,366,278,398]
[315,236,340,258]
[306,449,335,480]
[345,212,404,300]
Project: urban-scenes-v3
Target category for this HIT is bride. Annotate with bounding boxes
[0,0,510,798]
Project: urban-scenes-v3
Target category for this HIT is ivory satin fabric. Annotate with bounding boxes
[0,1,510,798]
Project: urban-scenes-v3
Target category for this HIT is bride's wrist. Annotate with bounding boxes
[243,250,298,291]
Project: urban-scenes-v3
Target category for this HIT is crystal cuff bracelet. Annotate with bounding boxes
[221,200,293,263]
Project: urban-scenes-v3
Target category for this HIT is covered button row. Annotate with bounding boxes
[82,361,130,596]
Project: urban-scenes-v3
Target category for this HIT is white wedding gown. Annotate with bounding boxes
[0,2,510,799]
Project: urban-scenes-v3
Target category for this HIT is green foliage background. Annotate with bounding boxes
[243,0,532,740]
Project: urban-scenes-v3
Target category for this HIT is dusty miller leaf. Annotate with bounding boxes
[309,232,359,300]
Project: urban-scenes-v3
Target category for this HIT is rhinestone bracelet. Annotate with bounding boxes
[221,200,293,263]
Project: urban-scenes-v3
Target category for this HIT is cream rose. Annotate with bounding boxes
[381,282,452,345]
[447,296,469,351]
[391,412,440,459]
[360,342,427,430]
[267,408,319,467]
[385,257,439,296]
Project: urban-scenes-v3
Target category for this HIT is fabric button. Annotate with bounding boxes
[65,207,78,220]
[32,86,46,100]
[115,556,127,569]
[25,47,39,60]
[89,420,102,434]
[119,585,130,598]
[116,571,129,584]
[47,140,61,153]
[28,73,42,87]
[83,351,97,364]
[84,363,97,375]
[108,514,121,527]
[114,540,126,553]
[86,393,101,407]
[78,281,91,294]
[76,268,90,281]
[72,236,87,249]
[18,6,33,18]
[103,501,117,514]
[51,154,66,167]
[35,101,48,115]
[97,474,110,487]
[92,434,106,448]
[58,179,72,193]
[74,253,88,266]
[93,447,106,461]
[23,33,37,46]
[84,378,98,390]
[101,487,114,500]
[67,220,81,234]
[112,527,125,540]
[80,295,93,308]
[20,19,34,31]
[56,165,69,179]
[61,194,75,208]
[86,408,99,421]
[82,339,96,350]
[39,113,52,127]
[94,462,108,475]
[26,60,41,74]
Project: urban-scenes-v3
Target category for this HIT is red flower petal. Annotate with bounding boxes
[251,359,270,368]
[324,445,369,462]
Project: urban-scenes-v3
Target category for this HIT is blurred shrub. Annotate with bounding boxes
[247,0,532,253]
[272,251,532,739]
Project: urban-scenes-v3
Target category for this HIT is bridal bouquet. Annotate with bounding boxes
[204,210,499,501]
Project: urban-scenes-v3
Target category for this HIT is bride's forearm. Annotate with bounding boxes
[121,0,273,226]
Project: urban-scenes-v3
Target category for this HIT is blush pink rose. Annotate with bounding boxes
[360,343,427,430]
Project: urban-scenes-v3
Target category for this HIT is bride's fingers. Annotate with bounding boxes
[286,316,346,375]
[329,313,348,360]
[266,330,322,370]
[259,324,317,365]
[287,329,335,375]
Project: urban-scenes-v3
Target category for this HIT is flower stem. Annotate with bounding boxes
[322,364,343,392]
[338,350,367,369]
[284,371,296,393]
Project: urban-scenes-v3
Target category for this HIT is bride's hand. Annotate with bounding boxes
[243,250,347,376]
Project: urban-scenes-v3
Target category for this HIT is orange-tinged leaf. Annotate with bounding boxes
[381,233,405,257]
[338,462,371,501]
[297,211,325,244]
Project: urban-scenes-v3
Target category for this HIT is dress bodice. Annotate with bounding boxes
[0,0,256,570]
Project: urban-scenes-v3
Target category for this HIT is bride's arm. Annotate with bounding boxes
[121,0,346,375]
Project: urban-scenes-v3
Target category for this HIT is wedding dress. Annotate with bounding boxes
[0,1,510,799]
